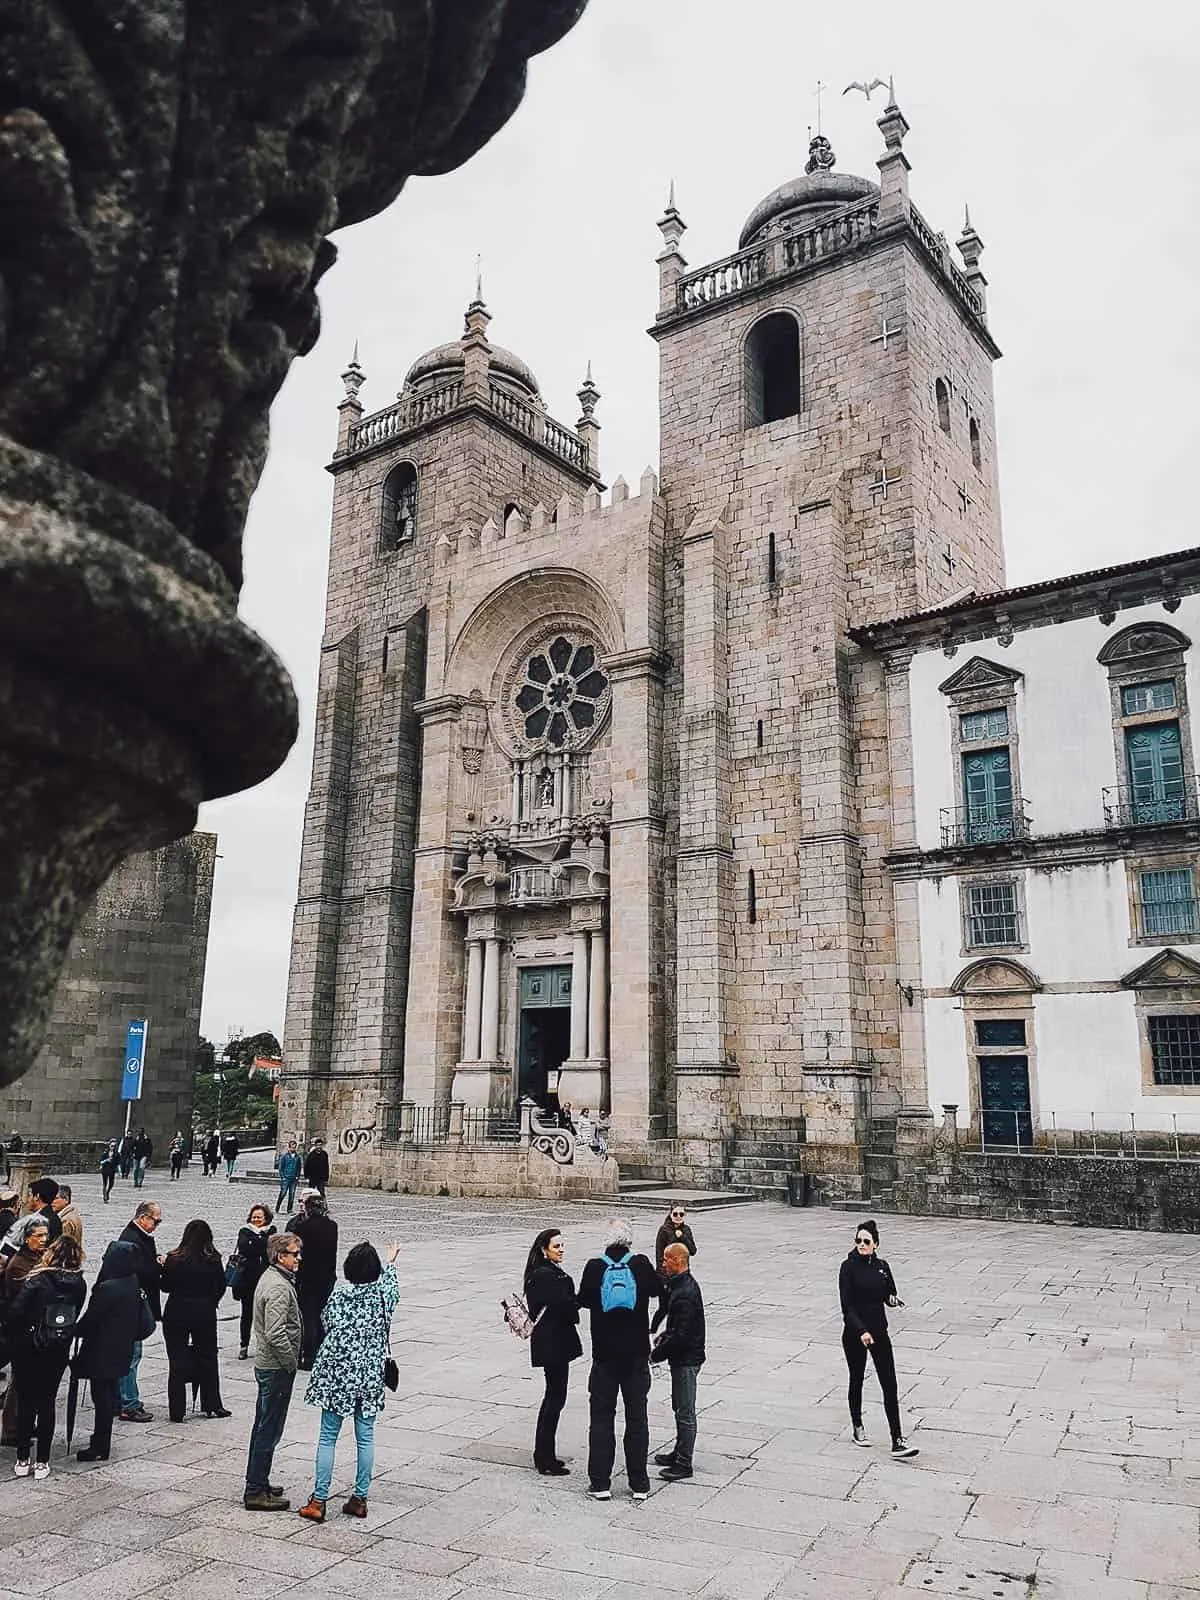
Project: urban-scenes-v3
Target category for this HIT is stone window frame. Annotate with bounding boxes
[938,656,1025,833]
[951,957,1042,1141]
[1121,948,1200,1095]
[958,871,1028,958]
[935,377,952,435]
[380,460,418,553]
[1124,851,1200,947]
[969,416,982,471]
[742,308,804,430]
[1097,622,1195,800]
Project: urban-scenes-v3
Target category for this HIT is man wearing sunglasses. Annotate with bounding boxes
[110,1200,163,1422]
[244,1232,304,1510]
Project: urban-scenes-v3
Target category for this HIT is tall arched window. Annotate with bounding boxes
[744,313,801,428]
[969,417,982,470]
[935,379,951,435]
[381,462,418,551]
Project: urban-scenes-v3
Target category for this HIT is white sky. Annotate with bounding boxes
[198,0,1200,1044]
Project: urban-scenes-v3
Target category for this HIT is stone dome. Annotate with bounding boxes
[403,338,540,399]
[738,171,879,251]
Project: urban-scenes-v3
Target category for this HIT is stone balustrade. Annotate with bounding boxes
[672,194,985,325]
[345,377,589,472]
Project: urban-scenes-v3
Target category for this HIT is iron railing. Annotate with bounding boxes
[939,801,1032,849]
[958,1108,1200,1160]
[1102,776,1200,829]
[381,1100,520,1146]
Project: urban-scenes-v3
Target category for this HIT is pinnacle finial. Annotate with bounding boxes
[474,252,483,304]
[341,341,365,400]
[668,177,676,211]
[887,74,897,110]
[805,131,836,175]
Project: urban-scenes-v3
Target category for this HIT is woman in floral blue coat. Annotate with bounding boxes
[297,1241,400,1522]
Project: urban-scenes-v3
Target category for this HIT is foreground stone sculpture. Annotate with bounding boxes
[0,0,588,1087]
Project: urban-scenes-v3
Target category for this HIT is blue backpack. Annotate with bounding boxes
[599,1251,637,1313]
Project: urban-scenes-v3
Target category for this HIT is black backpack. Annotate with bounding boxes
[33,1299,78,1350]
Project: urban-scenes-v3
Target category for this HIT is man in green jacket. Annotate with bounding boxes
[243,1232,303,1510]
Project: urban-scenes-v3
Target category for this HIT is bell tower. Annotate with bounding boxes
[653,91,1003,1182]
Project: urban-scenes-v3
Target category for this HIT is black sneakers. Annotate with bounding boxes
[891,1437,919,1459]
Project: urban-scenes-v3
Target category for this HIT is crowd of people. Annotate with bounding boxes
[0,1146,919,1509]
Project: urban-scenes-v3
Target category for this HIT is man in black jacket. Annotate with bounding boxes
[650,1242,706,1481]
[576,1218,665,1502]
[287,1191,338,1368]
[107,1199,163,1422]
[302,1138,329,1196]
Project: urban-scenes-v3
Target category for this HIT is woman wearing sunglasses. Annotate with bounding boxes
[654,1204,697,1276]
[838,1219,918,1459]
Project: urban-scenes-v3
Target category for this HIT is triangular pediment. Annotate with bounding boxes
[1120,948,1200,989]
[951,958,1041,996]
[938,656,1023,698]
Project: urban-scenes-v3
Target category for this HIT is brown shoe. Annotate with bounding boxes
[298,1496,326,1522]
[341,1494,368,1518]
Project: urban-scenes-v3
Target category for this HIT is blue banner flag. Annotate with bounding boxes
[122,1019,149,1102]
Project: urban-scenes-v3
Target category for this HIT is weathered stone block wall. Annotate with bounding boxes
[888,1150,1200,1233]
[0,835,216,1154]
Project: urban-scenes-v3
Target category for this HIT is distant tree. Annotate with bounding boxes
[196,1036,216,1074]
[221,1030,281,1068]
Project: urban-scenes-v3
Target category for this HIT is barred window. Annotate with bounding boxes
[960,707,1009,742]
[1139,868,1197,937]
[966,880,1020,948]
[1121,680,1176,715]
[1148,1014,1200,1085]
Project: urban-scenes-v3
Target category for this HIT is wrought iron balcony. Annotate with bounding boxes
[1102,777,1200,829]
[939,802,1032,849]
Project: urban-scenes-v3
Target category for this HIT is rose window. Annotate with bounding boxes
[513,636,609,749]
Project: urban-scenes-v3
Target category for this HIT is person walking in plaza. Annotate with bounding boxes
[302,1138,329,1197]
[203,1130,219,1177]
[289,1192,338,1369]
[118,1133,134,1180]
[104,1199,163,1423]
[576,1217,664,1502]
[25,1178,63,1247]
[650,1242,705,1481]
[221,1131,240,1180]
[297,1240,401,1522]
[276,1142,302,1213]
[523,1228,582,1476]
[235,1203,276,1359]
[131,1128,153,1188]
[654,1203,698,1275]
[244,1231,303,1510]
[0,1219,49,1446]
[100,1141,119,1202]
[7,1234,87,1478]
[169,1133,186,1180]
[52,1185,83,1249]
[839,1219,918,1459]
[72,1241,148,1462]
[160,1219,231,1421]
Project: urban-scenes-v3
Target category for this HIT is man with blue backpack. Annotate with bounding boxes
[576,1218,665,1502]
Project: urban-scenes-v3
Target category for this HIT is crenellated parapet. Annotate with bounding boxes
[436,466,660,567]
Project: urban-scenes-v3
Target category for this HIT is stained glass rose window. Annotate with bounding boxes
[513,636,609,749]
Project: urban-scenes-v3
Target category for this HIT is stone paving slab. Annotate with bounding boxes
[3,1165,1198,1597]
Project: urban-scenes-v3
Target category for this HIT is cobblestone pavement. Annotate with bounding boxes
[1,1163,1198,1598]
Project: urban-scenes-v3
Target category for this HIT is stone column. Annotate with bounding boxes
[569,931,589,1061]
[588,928,607,1062]
[462,938,484,1061]
[480,937,502,1062]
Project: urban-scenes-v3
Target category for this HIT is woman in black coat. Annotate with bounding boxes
[234,1203,275,1359]
[523,1227,582,1475]
[838,1219,918,1459]
[159,1219,230,1421]
[74,1241,147,1461]
[655,1204,698,1274]
[7,1234,87,1475]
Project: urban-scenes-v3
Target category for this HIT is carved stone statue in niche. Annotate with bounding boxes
[0,0,589,1088]
[537,768,556,808]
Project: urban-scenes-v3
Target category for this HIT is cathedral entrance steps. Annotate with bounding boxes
[577,1184,757,1213]
[723,1116,808,1200]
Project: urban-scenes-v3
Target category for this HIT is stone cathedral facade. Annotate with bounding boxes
[281,96,1011,1194]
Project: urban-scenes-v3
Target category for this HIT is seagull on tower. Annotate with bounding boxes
[843,78,888,100]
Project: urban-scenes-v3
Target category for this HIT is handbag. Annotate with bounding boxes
[379,1286,399,1391]
[225,1254,244,1298]
[137,1288,155,1341]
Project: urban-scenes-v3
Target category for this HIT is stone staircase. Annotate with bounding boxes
[724,1115,808,1201]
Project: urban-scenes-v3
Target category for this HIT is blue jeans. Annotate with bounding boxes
[226,1157,237,1178]
[118,1340,144,1410]
[669,1364,699,1468]
[314,1405,375,1500]
[245,1368,296,1495]
[133,1158,147,1187]
[277,1180,297,1212]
